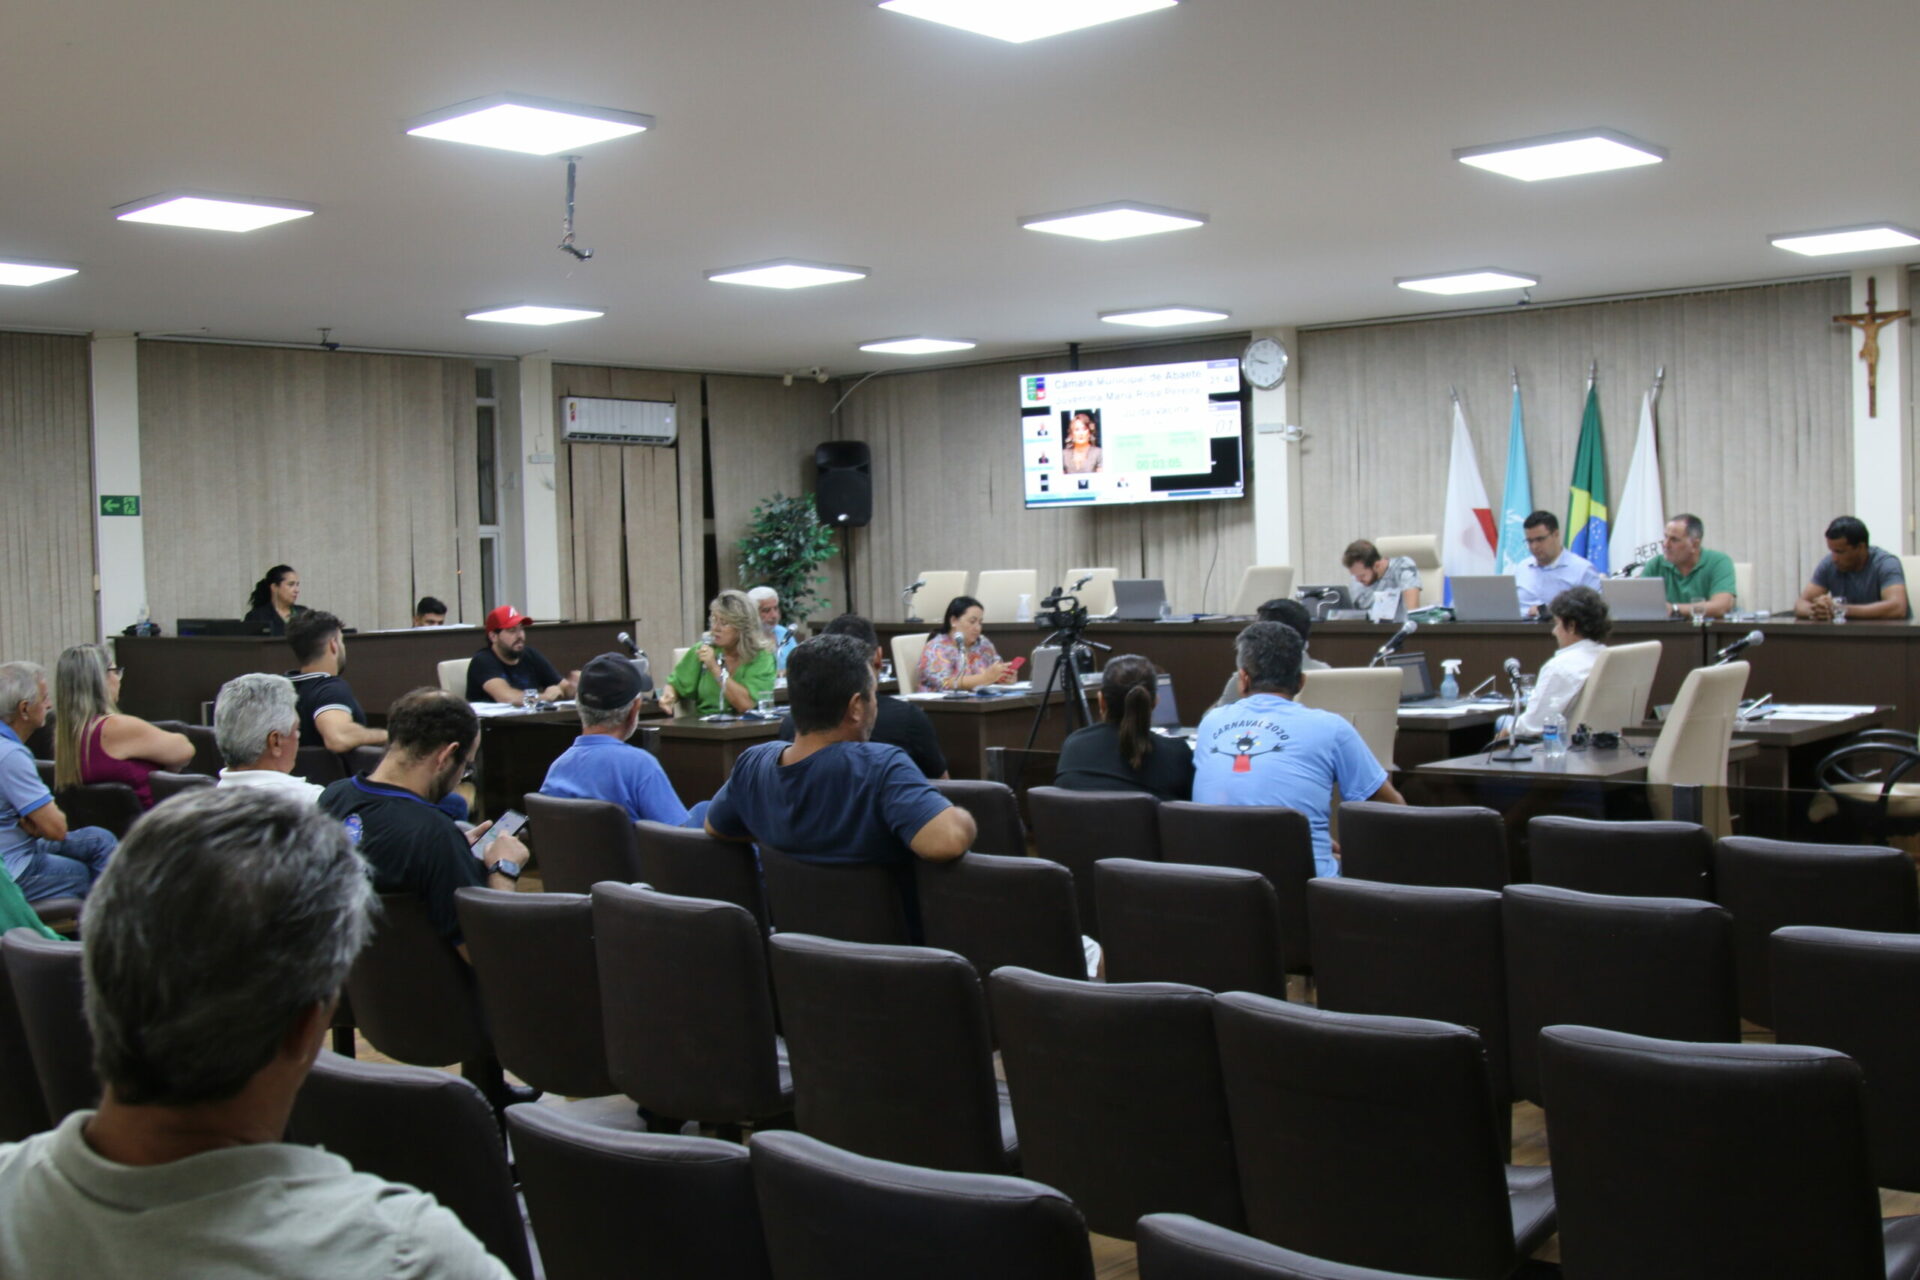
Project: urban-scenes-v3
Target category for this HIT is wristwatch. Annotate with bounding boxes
[491,858,522,882]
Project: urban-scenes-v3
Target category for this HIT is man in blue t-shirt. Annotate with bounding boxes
[1192,621,1404,877]
[0,660,117,904]
[541,653,693,826]
[705,635,974,918]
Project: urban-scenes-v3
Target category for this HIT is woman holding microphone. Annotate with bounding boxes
[915,596,1016,692]
[660,590,777,716]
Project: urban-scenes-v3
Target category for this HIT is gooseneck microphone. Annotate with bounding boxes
[1714,630,1765,665]
[1503,656,1522,678]
[1368,619,1418,666]
[616,630,640,658]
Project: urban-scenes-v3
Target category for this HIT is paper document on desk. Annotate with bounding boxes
[470,701,530,717]
[1398,705,1480,717]
[1765,704,1877,720]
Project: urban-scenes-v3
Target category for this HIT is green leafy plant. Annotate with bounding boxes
[736,492,838,625]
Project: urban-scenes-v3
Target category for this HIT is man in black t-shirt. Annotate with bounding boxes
[286,611,387,755]
[466,605,575,704]
[777,614,947,778]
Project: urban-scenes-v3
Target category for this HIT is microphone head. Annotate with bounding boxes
[1503,657,1521,676]
[1402,619,1418,635]
[1745,629,1765,647]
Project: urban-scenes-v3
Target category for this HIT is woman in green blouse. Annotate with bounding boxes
[660,589,778,716]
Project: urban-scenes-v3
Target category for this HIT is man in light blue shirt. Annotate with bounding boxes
[749,587,800,673]
[1515,510,1603,615]
[1193,623,1404,876]
[541,653,694,826]
[0,661,116,904]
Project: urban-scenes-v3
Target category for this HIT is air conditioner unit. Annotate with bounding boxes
[559,396,677,445]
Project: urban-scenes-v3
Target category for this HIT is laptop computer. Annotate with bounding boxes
[1450,575,1525,623]
[1384,651,1441,704]
[1603,576,1671,622]
[1112,578,1169,621]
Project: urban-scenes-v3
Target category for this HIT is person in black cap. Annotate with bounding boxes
[537,653,694,825]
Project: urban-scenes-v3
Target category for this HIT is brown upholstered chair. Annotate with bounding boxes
[1158,802,1317,975]
[147,770,214,805]
[55,783,142,838]
[1137,1214,1448,1279]
[768,933,1014,1174]
[752,1129,1094,1280]
[1337,802,1508,891]
[1026,786,1161,940]
[1213,994,1555,1278]
[292,745,347,785]
[761,846,910,945]
[930,778,1026,855]
[917,852,1085,982]
[989,966,1242,1240]
[1096,858,1285,997]
[1713,835,1920,1027]
[1,929,95,1122]
[1527,814,1712,899]
[633,820,768,929]
[0,933,53,1140]
[522,793,642,895]
[591,883,791,1134]
[507,1105,772,1280]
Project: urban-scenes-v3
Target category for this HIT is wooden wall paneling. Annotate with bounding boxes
[706,374,839,612]
[0,332,97,663]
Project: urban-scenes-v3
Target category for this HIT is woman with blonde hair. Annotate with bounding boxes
[659,590,778,716]
[54,644,194,809]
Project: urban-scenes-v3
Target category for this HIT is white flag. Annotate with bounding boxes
[1440,398,1497,604]
[1609,386,1666,574]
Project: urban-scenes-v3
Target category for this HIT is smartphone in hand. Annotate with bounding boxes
[472,808,528,860]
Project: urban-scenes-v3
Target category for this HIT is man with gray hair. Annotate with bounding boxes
[1192,622,1404,877]
[0,660,117,904]
[747,585,798,672]
[214,672,323,804]
[0,787,512,1276]
[540,653,694,825]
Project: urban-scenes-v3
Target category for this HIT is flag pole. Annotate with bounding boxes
[1587,359,1598,392]
[1650,365,1665,402]
[1511,367,1519,391]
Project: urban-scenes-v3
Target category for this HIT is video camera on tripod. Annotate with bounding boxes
[1035,587,1088,633]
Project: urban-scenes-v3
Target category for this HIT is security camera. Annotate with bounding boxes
[812,367,828,384]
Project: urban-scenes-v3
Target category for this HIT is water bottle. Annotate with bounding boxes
[1541,712,1568,760]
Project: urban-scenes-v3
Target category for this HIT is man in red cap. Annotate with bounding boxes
[466,605,575,704]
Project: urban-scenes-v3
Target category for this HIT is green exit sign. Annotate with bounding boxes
[100,495,141,517]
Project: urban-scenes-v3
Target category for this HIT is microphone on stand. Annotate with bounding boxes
[1714,629,1765,665]
[1069,574,1093,592]
[1503,657,1522,679]
[616,630,640,658]
[1368,619,1418,666]
[902,578,928,622]
[1613,560,1647,579]
[905,578,927,595]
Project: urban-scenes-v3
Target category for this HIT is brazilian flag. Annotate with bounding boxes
[1566,383,1609,573]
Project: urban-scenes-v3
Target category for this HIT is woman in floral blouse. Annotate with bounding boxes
[916,596,1016,692]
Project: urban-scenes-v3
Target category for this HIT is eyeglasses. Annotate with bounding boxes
[107,666,125,677]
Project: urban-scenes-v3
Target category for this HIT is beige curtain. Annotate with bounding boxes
[552,365,703,670]
[0,332,97,663]
[1298,280,1854,612]
[829,338,1251,621]
[139,342,473,632]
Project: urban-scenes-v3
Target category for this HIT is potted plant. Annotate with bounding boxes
[736,493,838,628]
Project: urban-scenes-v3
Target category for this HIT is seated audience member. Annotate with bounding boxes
[915,595,1015,692]
[1193,622,1405,876]
[1494,586,1611,741]
[746,585,799,672]
[1055,654,1193,801]
[319,690,524,954]
[660,590,777,716]
[0,787,513,1278]
[1342,539,1422,617]
[0,660,116,904]
[214,673,323,805]
[1515,510,1604,615]
[242,564,307,637]
[286,612,387,757]
[778,614,947,778]
[1640,513,1736,619]
[1216,598,1328,708]
[541,653,694,825]
[54,643,192,810]
[706,635,975,933]
[1795,515,1911,621]
[467,605,575,705]
[411,596,448,627]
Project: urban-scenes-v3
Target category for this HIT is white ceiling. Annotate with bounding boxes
[3,0,1916,375]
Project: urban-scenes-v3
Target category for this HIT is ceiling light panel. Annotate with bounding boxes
[465,304,604,325]
[1769,225,1920,256]
[0,261,78,287]
[113,193,314,232]
[405,93,654,155]
[1455,128,1666,182]
[706,261,869,289]
[1098,305,1230,328]
[879,0,1177,43]
[1021,201,1207,241]
[1396,269,1539,296]
[859,337,977,355]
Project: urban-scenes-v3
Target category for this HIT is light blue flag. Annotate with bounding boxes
[1495,378,1534,574]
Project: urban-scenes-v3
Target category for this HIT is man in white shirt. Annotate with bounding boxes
[0,787,512,1278]
[1515,510,1604,616]
[1498,586,1611,740]
[214,673,324,804]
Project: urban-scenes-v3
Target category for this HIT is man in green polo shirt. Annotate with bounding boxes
[1640,512,1737,619]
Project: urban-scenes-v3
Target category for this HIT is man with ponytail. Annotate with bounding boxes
[1053,654,1193,801]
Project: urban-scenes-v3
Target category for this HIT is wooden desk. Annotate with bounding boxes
[1394,706,1503,768]
[911,691,1080,780]
[1707,619,1920,734]
[117,621,636,724]
[1626,707,1889,790]
[652,718,784,800]
[476,707,773,820]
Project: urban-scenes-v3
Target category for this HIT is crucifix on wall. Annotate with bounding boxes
[1833,278,1911,418]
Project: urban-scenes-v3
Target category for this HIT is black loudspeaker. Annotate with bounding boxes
[814,441,873,528]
